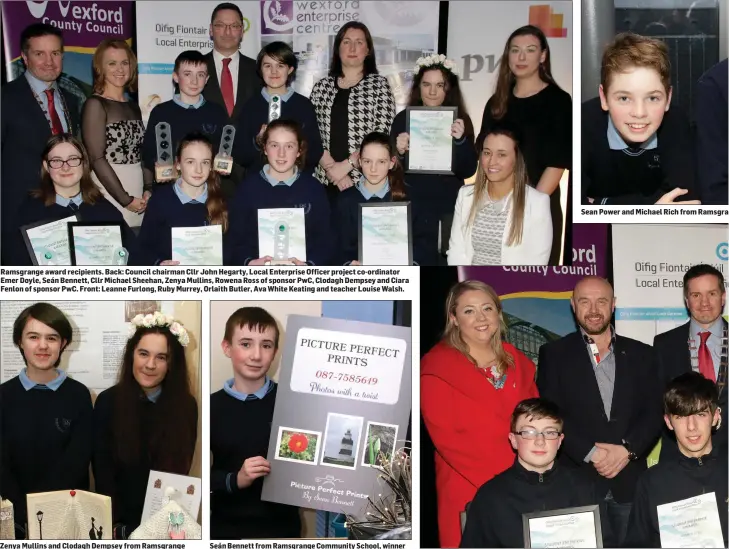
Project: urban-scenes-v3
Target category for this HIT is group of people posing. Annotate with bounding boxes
[0,304,198,539]
[1,2,572,266]
[422,264,727,548]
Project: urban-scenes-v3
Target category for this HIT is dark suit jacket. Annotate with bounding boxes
[654,319,728,461]
[202,50,262,194]
[1,75,81,262]
[203,50,261,123]
[537,332,663,503]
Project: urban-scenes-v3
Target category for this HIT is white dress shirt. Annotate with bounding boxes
[212,49,240,104]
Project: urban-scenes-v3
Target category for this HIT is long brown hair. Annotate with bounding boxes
[468,127,528,246]
[408,66,474,138]
[92,38,138,95]
[176,133,228,232]
[35,133,102,206]
[260,119,308,170]
[443,280,514,375]
[358,132,406,201]
[491,25,557,119]
[112,326,197,473]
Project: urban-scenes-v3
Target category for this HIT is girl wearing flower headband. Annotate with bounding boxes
[92,312,197,539]
[390,54,477,266]
[479,25,571,266]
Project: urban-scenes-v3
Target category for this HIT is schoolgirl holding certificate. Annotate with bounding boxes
[334,131,423,265]
[136,132,229,265]
[93,312,197,539]
[228,119,332,266]
[233,42,323,175]
[10,134,135,266]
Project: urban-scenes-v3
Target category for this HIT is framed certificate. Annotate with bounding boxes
[21,215,78,266]
[405,106,457,174]
[258,208,306,263]
[171,225,223,265]
[657,492,724,548]
[523,505,603,548]
[68,222,128,266]
[358,202,413,265]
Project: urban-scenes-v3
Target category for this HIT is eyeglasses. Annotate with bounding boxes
[513,429,562,440]
[213,22,243,31]
[48,157,82,169]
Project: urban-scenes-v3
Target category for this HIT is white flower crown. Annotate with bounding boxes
[129,311,190,347]
[414,53,458,76]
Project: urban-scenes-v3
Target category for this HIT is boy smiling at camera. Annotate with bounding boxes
[582,33,699,206]
[625,372,728,548]
[209,307,301,539]
[461,398,606,548]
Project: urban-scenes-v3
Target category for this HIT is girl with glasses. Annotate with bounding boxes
[9,133,136,265]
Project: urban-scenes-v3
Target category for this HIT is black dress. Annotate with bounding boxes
[478,83,572,265]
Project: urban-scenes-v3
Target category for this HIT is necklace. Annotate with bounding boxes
[338,74,363,88]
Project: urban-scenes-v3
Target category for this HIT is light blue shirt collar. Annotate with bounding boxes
[357,177,390,199]
[261,87,295,103]
[173,178,208,204]
[145,386,162,403]
[690,316,723,340]
[262,165,300,187]
[172,93,206,110]
[19,367,67,391]
[224,377,272,401]
[25,69,55,95]
[607,115,658,150]
[55,192,83,208]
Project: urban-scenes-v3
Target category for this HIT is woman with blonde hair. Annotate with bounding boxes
[421,280,538,548]
[81,39,148,227]
[447,126,552,265]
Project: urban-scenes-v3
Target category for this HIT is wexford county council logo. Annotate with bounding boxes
[27,1,71,18]
[261,1,295,34]
[528,5,568,38]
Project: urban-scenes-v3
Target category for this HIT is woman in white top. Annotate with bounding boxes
[448,127,551,265]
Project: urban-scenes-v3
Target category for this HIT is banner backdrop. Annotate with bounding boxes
[458,224,609,365]
[446,1,572,138]
[136,1,440,122]
[612,224,728,346]
[2,1,134,104]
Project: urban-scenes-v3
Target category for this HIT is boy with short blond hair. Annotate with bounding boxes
[210,307,301,539]
[582,32,698,205]
[461,398,605,548]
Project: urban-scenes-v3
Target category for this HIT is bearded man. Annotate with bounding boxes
[536,276,663,548]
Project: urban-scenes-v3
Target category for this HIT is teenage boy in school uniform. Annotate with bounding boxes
[210,307,301,539]
[142,50,228,184]
[0,303,92,539]
[582,33,700,206]
[461,398,610,548]
[625,372,728,548]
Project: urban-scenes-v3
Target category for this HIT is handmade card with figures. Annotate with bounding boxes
[141,470,202,525]
[26,490,111,540]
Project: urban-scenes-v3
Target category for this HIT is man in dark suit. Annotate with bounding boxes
[1,23,81,265]
[654,263,727,460]
[203,3,262,195]
[537,276,663,548]
[695,59,728,205]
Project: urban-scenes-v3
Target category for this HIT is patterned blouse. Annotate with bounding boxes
[471,193,511,265]
[309,73,396,185]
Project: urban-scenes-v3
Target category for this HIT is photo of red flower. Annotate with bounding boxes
[276,427,321,464]
[288,433,309,453]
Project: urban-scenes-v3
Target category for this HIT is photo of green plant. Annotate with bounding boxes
[362,422,399,468]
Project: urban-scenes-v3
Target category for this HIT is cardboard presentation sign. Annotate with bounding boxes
[261,314,412,515]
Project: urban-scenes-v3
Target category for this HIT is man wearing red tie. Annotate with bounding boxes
[1,23,80,264]
[654,264,728,461]
[203,3,262,194]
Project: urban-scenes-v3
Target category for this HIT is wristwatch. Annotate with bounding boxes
[622,439,638,461]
